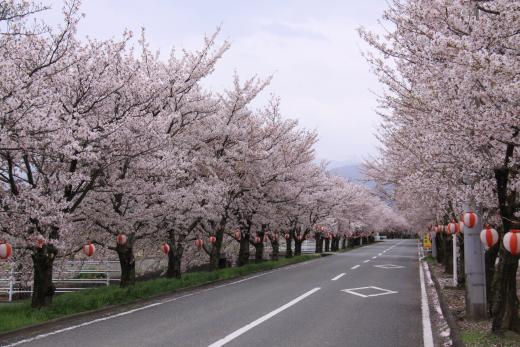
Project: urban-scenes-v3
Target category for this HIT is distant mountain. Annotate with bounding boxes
[329,164,375,188]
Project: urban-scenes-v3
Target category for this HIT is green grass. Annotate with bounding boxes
[461,329,520,346]
[0,255,318,334]
[424,255,436,263]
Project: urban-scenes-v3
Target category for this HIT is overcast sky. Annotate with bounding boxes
[44,0,388,164]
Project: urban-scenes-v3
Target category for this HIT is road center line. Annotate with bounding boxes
[372,256,377,259]
[208,287,321,347]
[331,273,346,281]
[363,260,370,263]
[351,265,360,269]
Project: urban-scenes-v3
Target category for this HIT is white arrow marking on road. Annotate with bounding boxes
[208,287,321,347]
[373,264,405,269]
[331,273,346,281]
[351,265,360,269]
[341,286,398,298]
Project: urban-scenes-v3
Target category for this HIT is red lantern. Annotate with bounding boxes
[161,242,170,254]
[234,230,241,241]
[116,234,127,246]
[284,233,290,240]
[0,242,12,260]
[194,239,203,249]
[503,229,520,256]
[463,212,478,229]
[208,236,217,244]
[458,221,465,234]
[83,241,95,257]
[263,234,269,243]
[35,235,46,248]
[447,222,459,234]
[433,225,439,233]
[480,226,498,249]
[297,235,302,241]
[255,236,261,243]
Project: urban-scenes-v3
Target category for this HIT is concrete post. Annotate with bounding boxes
[432,232,437,258]
[463,206,487,320]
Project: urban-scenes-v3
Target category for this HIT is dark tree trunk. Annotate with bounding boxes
[491,250,520,333]
[209,227,224,271]
[254,242,264,262]
[238,234,250,266]
[285,236,293,258]
[117,243,136,287]
[31,244,57,308]
[315,233,321,253]
[166,244,183,279]
[491,162,520,333]
[443,234,453,274]
[341,237,347,250]
[271,239,279,260]
[457,233,465,288]
[485,243,499,313]
[436,232,443,263]
[324,238,330,252]
[294,239,303,256]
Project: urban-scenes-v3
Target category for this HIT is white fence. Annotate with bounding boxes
[0,261,120,302]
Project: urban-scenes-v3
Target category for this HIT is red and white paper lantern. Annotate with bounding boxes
[447,222,459,234]
[263,234,269,243]
[35,235,46,248]
[0,242,12,260]
[194,239,203,249]
[83,242,95,257]
[284,233,290,240]
[503,230,520,256]
[208,236,217,244]
[161,242,170,254]
[255,236,261,244]
[234,230,241,241]
[116,234,127,246]
[480,226,499,249]
[458,221,465,234]
[463,212,478,229]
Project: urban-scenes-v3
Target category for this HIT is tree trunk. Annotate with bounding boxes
[285,236,293,258]
[436,232,443,263]
[238,235,250,266]
[117,244,136,287]
[341,237,347,250]
[271,240,279,260]
[254,242,264,262]
[294,239,303,256]
[443,234,453,274]
[209,228,224,271]
[491,164,520,333]
[457,233,465,288]
[491,250,520,333]
[485,243,499,313]
[166,244,183,279]
[325,238,330,252]
[31,244,57,308]
[315,233,321,253]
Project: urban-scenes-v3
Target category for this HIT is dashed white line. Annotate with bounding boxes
[372,256,377,259]
[351,265,360,269]
[331,273,346,281]
[378,253,382,256]
[363,260,370,263]
[208,287,321,347]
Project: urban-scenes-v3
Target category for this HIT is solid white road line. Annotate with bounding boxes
[4,272,271,347]
[208,287,321,347]
[351,265,360,269]
[363,260,370,263]
[420,261,434,347]
[331,273,346,281]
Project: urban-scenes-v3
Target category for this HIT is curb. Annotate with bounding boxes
[426,261,465,347]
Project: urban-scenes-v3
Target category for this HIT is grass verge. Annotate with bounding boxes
[0,254,318,334]
[461,328,520,347]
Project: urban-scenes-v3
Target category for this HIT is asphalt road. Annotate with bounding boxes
[2,239,423,347]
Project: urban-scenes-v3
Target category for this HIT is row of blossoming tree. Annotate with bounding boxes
[361,0,520,335]
[0,0,407,308]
